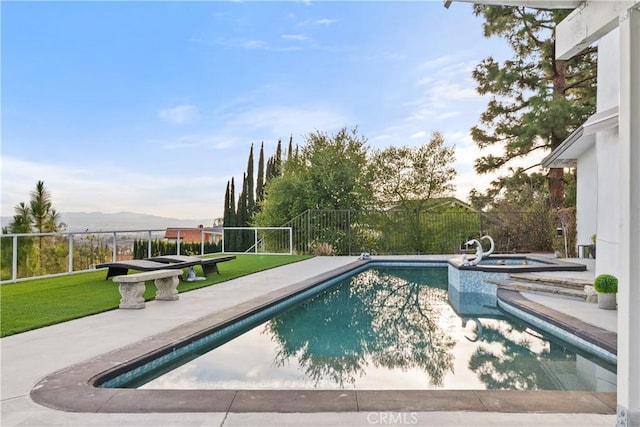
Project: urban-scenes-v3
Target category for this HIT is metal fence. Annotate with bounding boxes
[282,209,554,256]
[221,227,293,255]
[0,228,223,283]
[1,210,554,282]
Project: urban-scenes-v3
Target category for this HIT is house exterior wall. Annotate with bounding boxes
[594,29,620,277]
[576,146,597,250]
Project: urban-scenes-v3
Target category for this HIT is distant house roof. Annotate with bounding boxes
[164,227,221,244]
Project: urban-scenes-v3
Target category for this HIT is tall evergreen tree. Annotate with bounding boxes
[287,135,293,164]
[229,177,236,226]
[223,181,231,226]
[5,181,64,273]
[275,139,282,177]
[256,142,265,204]
[246,144,255,217]
[471,5,596,209]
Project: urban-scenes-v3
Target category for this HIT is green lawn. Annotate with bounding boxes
[0,254,311,337]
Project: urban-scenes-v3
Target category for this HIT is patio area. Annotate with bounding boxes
[1,256,616,426]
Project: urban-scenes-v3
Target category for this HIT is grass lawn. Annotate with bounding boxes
[0,254,311,337]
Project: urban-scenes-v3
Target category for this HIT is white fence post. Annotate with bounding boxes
[12,235,18,282]
[112,232,117,261]
[68,234,74,273]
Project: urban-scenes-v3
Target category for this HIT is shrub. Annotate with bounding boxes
[594,274,618,294]
[311,241,334,256]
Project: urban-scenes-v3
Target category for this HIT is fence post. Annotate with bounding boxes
[112,232,117,261]
[177,231,181,255]
[347,210,352,256]
[68,234,74,273]
[307,210,311,254]
[12,235,18,282]
[222,229,226,253]
[147,231,152,258]
[254,229,258,254]
[201,229,205,256]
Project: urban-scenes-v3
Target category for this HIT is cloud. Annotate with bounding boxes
[437,111,461,120]
[243,39,269,49]
[158,105,200,125]
[0,155,227,219]
[315,18,337,25]
[146,103,350,156]
[281,33,309,41]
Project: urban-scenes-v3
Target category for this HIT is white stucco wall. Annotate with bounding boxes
[593,29,620,277]
[597,30,620,111]
[576,146,597,248]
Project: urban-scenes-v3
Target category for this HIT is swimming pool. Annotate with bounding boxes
[101,266,616,392]
[30,258,618,414]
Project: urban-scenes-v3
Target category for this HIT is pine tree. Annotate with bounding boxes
[471,5,596,209]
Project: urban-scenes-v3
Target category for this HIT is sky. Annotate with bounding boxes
[1,1,546,222]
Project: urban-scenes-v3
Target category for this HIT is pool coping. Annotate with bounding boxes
[30,259,616,414]
[449,254,588,273]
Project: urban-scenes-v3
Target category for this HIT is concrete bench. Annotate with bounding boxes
[112,269,183,309]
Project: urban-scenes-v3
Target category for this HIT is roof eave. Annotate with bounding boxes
[541,107,619,168]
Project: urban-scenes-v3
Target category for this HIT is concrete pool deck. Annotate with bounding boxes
[1,256,617,426]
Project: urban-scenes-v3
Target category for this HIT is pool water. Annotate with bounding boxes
[136,267,616,391]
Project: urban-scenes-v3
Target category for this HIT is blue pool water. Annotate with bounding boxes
[118,267,616,392]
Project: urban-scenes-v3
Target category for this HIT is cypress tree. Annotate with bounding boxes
[246,144,255,217]
[266,157,274,184]
[223,181,231,226]
[256,142,265,205]
[287,135,293,163]
[274,139,282,177]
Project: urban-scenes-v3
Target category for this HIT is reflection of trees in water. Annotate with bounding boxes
[468,321,575,390]
[264,267,456,388]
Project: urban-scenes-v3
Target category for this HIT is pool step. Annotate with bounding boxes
[490,275,589,300]
[509,273,591,291]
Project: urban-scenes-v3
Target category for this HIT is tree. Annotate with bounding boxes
[471,5,596,209]
[256,142,265,205]
[469,171,549,212]
[254,127,372,226]
[370,132,456,210]
[3,181,65,275]
[246,144,255,217]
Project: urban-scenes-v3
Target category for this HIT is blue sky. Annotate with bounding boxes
[1,1,538,222]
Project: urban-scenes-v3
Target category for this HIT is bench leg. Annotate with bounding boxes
[119,282,146,309]
[202,263,219,276]
[154,275,179,301]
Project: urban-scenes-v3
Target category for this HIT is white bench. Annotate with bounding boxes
[111,269,183,309]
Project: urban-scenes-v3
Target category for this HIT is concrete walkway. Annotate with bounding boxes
[1,256,616,426]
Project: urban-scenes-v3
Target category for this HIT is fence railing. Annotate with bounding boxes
[280,209,555,256]
[221,227,293,255]
[1,210,557,282]
[0,228,223,283]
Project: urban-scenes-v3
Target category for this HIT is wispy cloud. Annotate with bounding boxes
[281,33,309,41]
[213,37,302,52]
[315,18,337,25]
[0,155,227,219]
[158,104,200,125]
[149,103,350,155]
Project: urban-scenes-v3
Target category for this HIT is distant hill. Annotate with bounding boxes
[1,211,213,232]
